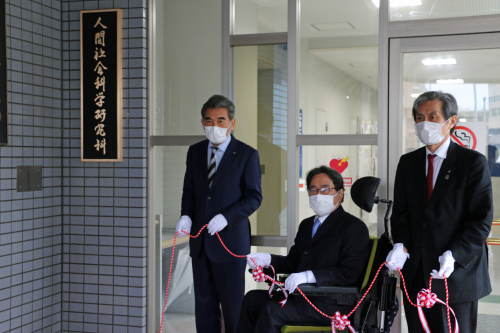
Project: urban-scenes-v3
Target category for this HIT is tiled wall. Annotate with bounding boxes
[0,0,63,332]
[61,0,148,332]
[0,0,148,332]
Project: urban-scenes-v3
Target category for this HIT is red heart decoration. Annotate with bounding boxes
[330,158,348,174]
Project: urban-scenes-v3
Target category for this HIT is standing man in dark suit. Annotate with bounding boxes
[176,95,263,333]
[386,91,493,333]
[237,166,370,333]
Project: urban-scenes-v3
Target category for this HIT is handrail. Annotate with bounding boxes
[487,238,500,245]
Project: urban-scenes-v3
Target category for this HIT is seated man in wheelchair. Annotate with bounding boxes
[236,166,371,333]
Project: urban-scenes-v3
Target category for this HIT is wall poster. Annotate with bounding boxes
[80,9,123,161]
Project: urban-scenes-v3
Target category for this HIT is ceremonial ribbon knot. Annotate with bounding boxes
[252,266,266,282]
[417,289,437,308]
[331,312,355,333]
[415,287,459,333]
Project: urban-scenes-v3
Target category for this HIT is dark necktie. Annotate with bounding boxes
[208,147,219,188]
[427,154,436,202]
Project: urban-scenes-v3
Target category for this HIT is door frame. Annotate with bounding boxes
[387,32,500,200]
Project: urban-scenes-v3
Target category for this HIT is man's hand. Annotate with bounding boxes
[430,250,455,279]
[385,243,410,271]
[285,272,308,293]
[207,214,228,235]
[175,216,192,237]
[246,253,271,269]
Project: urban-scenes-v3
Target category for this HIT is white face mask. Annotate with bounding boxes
[414,118,450,146]
[204,123,231,144]
[309,191,340,217]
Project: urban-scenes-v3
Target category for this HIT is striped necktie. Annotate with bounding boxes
[208,146,219,188]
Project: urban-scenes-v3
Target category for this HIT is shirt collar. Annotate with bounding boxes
[426,137,451,159]
[315,214,330,224]
[209,134,232,152]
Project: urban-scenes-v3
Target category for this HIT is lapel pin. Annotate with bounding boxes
[445,174,450,180]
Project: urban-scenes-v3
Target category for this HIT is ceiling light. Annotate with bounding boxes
[349,62,377,68]
[373,0,422,8]
[436,79,464,84]
[422,58,457,66]
[459,118,467,122]
[311,22,355,31]
[391,0,422,7]
[411,93,420,98]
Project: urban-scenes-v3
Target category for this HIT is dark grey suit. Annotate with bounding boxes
[391,141,493,332]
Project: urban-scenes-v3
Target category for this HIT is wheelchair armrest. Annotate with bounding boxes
[292,284,359,296]
[292,284,360,305]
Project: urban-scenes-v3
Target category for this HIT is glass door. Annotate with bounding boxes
[388,33,500,332]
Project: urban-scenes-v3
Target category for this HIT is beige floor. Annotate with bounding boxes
[161,313,197,333]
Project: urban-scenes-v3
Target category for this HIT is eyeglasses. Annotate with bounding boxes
[307,187,335,195]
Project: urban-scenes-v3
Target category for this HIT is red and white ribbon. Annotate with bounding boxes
[160,226,459,333]
[252,266,267,282]
[331,311,356,333]
[268,266,277,298]
[416,289,459,333]
[251,265,289,306]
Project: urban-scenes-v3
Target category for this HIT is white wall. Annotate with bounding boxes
[154,0,222,136]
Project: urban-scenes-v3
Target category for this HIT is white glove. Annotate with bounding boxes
[285,272,309,293]
[207,214,228,235]
[175,216,192,237]
[430,250,455,279]
[385,243,410,271]
[246,253,271,269]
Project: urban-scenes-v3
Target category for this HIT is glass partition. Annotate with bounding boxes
[299,145,378,237]
[233,44,288,237]
[299,0,379,135]
[388,0,500,22]
[402,47,500,326]
[234,0,287,34]
[152,0,222,136]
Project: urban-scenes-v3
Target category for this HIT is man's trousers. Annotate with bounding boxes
[237,290,354,333]
[191,251,246,333]
[403,264,478,333]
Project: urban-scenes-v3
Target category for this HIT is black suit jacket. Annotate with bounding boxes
[181,135,263,263]
[391,141,493,303]
[270,206,370,312]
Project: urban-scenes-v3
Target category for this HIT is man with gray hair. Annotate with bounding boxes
[176,94,263,333]
[385,91,493,332]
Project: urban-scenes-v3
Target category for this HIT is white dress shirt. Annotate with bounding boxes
[207,134,232,170]
[425,138,451,189]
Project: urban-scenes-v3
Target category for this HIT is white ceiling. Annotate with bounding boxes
[310,47,379,90]
[404,49,500,84]
[239,0,500,92]
[390,0,500,21]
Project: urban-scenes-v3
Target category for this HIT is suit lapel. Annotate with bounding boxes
[209,135,238,190]
[308,207,344,247]
[426,142,457,211]
[414,147,427,212]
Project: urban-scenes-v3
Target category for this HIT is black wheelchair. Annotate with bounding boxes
[275,177,398,333]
